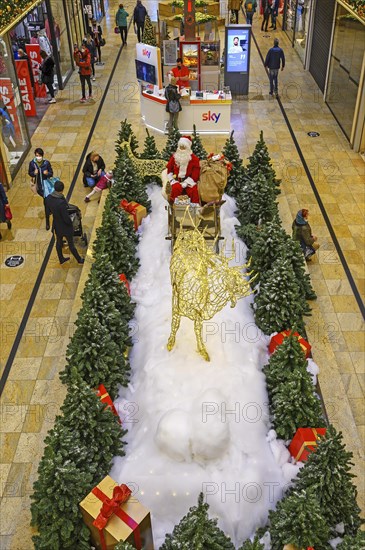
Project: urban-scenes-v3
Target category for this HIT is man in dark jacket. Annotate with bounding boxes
[264,38,285,97]
[45,180,84,265]
[40,50,56,103]
[133,0,147,42]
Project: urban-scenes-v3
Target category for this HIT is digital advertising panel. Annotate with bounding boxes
[226,27,249,73]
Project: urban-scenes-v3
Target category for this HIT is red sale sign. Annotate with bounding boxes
[15,59,37,116]
[25,43,47,98]
[0,78,21,138]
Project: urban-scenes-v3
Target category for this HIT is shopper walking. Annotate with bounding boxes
[116,4,129,45]
[133,0,147,43]
[0,182,11,240]
[165,77,181,131]
[292,208,320,261]
[261,0,272,31]
[74,44,93,102]
[45,180,84,265]
[89,19,103,63]
[82,151,106,187]
[264,38,285,97]
[228,0,242,24]
[28,147,54,230]
[83,34,97,81]
[244,0,257,25]
[39,50,56,103]
[270,0,279,29]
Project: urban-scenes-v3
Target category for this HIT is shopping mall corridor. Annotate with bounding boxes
[0,1,364,547]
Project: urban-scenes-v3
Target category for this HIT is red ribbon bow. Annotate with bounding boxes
[120,199,139,230]
[92,484,141,549]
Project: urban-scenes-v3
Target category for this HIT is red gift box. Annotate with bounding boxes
[288,427,327,463]
[97,384,120,422]
[119,273,130,295]
[269,330,311,358]
[119,199,147,230]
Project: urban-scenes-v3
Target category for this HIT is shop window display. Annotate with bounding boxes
[66,0,84,49]
[0,36,30,178]
[49,0,73,83]
[284,0,312,64]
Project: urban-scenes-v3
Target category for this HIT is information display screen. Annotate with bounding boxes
[226,28,249,73]
[135,59,157,85]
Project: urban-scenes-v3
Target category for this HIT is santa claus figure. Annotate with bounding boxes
[166,136,200,204]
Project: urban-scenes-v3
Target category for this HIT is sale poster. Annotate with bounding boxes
[15,59,37,116]
[25,43,47,98]
[0,77,21,138]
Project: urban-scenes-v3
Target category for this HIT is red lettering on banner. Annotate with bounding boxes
[15,60,37,116]
[0,78,21,138]
[25,44,47,98]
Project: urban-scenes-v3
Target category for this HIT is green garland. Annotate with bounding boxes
[173,11,216,22]
[171,0,208,7]
[0,0,39,32]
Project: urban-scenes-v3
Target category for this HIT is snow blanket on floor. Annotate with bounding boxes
[112,186,286,548]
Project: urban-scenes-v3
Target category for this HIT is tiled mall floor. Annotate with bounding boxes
[0,2,364,547]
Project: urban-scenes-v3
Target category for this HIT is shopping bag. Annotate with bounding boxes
[114,26,120,33]
[43,176,60,198]
[4,205,12,220]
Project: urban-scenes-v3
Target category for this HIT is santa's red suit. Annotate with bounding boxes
[166,136,200,204]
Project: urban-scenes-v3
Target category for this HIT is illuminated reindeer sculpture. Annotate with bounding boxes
[118,136,166,179]
[167,218,255,361]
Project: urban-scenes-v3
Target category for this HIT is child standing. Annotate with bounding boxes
[84,170,113,202]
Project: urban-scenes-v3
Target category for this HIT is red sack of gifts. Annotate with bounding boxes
[269,330,311,358]
[96,384,120,422]
[288,427,327,463]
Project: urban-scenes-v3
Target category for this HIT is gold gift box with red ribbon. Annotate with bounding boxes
[80,475,154,550]
[268,330,311,359]
[119,199,147,230]
[288,427,327,463]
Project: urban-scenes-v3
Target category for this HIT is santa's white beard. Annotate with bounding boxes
[174,149,192,179]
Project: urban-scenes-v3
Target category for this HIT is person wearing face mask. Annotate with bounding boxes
[74,44,93,102]
[28,148,54,230]
[168,58,190,89]
[89,19,103,63]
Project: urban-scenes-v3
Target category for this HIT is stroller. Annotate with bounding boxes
[67,203,88,246]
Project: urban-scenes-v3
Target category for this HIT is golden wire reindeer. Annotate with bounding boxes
[167,216,255,361]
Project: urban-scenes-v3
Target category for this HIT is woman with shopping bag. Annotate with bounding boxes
[28,147,55,230]
[0,182,12,240]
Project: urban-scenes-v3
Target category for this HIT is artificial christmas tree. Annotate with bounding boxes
[160,493,235,549]
[113,146,151,210]
[191,124,208,159]
[246,130,281,195]
[293,425,362,535]
[284,238,317,300]
[116,119,140,157]
[222,129,244,197]
[253,257,310,336]
[238,535,264,549]
[249,222,287,282]
[140,128,161,159]
[338,530,365,549]
[235,172,279,228]
[93,206,140,280]
[142,14,157,46]
[115,542,136,550]
[269,489,329,550]
[161,126,181,160]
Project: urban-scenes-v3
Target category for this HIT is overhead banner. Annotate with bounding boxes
[25,43,47,98]
[15,60,37,116]
[0,77,21,138]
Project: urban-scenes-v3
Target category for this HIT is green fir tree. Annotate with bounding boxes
[235,223,261,251]
[253,257,310,335]
[249,222,287,282]
[263,330,311,404]
[93,206,139,280]
[116,118,140,157]
[269,489,329,550]
[270,360,325,440]
[115,542,136,550]
[238,534,264,549]
[246,130,281,195]
[293,425,362,535]
[160,493,235,550]
[142,14,157,46]
[283,238,317,300]
[235,172,279,228]
[140,128,161,159]
[162,126,181,160]
[338,530,365,549]
[113,146,151,210]
[222,129,244,197]
[191,124,208,159]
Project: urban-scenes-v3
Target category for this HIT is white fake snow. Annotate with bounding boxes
[112,187,293,548]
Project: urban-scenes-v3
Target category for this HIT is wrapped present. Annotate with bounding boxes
[80,476,154,550]
[269,330,311,358]
[96,384,120,422]
[119,273,130,295]
[120,199,147,230]
[288,428,327,463]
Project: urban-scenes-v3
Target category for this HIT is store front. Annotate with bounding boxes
[283,0,314,64]
[325,2,365,145]
[66,0,85,48]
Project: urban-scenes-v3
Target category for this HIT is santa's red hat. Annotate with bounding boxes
[178,136,192,149]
